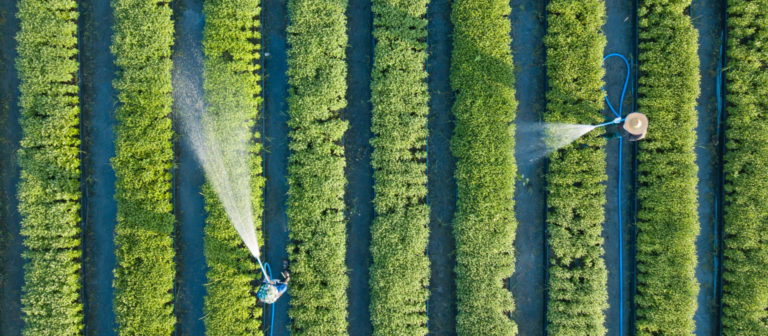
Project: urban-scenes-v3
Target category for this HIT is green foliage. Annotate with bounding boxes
[15,0,82,334]
[368,0,429,335]
[721,1,768,335]
[110,0,175,334]
[285,0,349,334]
[450,0,517,334]
[201,0,263,334]
[635,1,700,334]
[544,1,608,334]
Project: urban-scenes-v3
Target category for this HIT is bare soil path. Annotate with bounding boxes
[0,1,23,334]
[79,0,119,333]
[602,1,637,334]
[172,1,208,334]
[509,1,548,334]
[262,0,291,333]
[691,0,724,334]
[344,0,374,334]
[425,0,456,334]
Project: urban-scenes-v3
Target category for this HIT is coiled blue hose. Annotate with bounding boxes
[603,52,630,336]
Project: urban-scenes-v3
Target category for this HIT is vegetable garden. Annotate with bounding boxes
[0,0,762,335]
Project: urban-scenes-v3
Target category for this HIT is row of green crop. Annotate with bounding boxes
[200,0,263,334]
[721,1,768,335]
[111,0,176,334]
[285,0,349,334]
[635,0,700,334]
[16,0,82,335]
[544,1,609,334]
[368,0,430,335]
[450,0,517,334]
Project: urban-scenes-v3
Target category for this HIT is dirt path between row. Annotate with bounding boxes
[691,0,724,334]
[602,1,637,334]
[0,1,23,334]
[79,0,118,333]
[344,0,374,334]
[171,1,209,334]
[509,1,548,334]
[425,0,456,334]
[262,0,291,333]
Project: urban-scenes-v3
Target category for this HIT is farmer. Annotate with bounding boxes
[258,271,290,304]
[620,112,648,141]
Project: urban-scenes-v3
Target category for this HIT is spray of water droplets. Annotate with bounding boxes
[516,122,599,165]
[173,9,261,259]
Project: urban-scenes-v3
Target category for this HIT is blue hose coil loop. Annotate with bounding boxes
[603,52,630,336]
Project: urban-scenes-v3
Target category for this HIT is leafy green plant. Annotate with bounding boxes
[285,0,349,334]
[450,0,517,334]
[721,1,768,335]
[15,0,82,334]
[544,1,608,334]
[635,1,700,334]
[368,0,430,335]
[111,0,176,334]
[201,0,263,334]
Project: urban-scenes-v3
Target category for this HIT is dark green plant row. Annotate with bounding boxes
[544,1,608,334]
[721,1,768,335]
[201,0,263,334]
[368,0,430,335]
[15,0,82,334]
[450,0,517,334]
[285,0,349,334]
[635,1,700,334]
[111,0,176,334]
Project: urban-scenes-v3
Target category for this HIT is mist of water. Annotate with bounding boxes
[516,122,598,164]
[173,10,261,260]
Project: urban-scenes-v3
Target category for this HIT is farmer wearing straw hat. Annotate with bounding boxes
[620,112,648,141]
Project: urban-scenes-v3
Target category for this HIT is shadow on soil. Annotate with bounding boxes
[0,2,24,335]
[79,0,118,334]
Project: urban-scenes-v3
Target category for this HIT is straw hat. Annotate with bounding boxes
[623,112,648,136]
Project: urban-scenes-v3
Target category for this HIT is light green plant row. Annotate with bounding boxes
[285,0,349,334]
[111,0,175,334]
[201,0,264,334]
[450,0,517,334]
[544,1,608,334]
[721,1,768,335]
[15,0,82,335]
[368,0,430,335]
[635,1,700,334]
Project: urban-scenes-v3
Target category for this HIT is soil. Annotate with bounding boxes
[79,0,119,333]
[690,0,724,334]
[509,1,548,334]
[0,2,24,334]
[602,1,637,334]
[426,0,457,334]
[171,1,209,335]
[343,0,374,334]
[262,0,291,333]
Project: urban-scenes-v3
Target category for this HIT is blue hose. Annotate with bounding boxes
[264,262,275,336]
[603,52,630,336]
